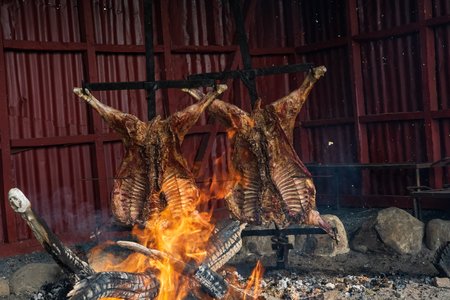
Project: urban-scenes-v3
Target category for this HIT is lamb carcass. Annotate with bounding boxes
[184,66,336,239]
[73,85,227,226]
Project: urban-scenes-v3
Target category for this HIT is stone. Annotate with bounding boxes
[323,289,339,300]
[433,277,450,289]
[0,277,10,296]
[426,219,450,251]
[375,207,424,255]
[9,263,63,295]
[295,215,349,257]
[351,207,424,255]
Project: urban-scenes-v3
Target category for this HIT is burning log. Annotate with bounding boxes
[8,188,94,281]
[116,220,256,299]
[183,66,337,240]
[8,188,161,300]
[73,85,227,226]
[68,271,160,300]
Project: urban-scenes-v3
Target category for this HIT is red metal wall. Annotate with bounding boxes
[0,0,449,255]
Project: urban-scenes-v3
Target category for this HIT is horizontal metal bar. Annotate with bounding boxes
[241,227,326,237]
[84,79,215,91]
[188,63,314,80]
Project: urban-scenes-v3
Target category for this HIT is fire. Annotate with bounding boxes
[244,261,264,299]
[88,152,264,299]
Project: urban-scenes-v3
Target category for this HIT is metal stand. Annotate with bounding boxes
[241,227,326,270]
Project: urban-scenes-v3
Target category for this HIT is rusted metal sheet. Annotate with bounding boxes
[435,24,450,110]
[308,125,357,163]
[169,0,234,46]
[298,0,347,45]
[432,0,450,17]
[366,120,427,196]
[5,51,88,139]
[95,54,151,125]
[0,0,81,42]
[92,0,147,45]
[357,0,418,33]
[11,145,97,241]
[303,47,354,120]
[360,34,423,114]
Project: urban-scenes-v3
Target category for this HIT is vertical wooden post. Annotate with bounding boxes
[347,0,370,202]
[160,0,176,116]
[418,0,442,187]
[0,28,18,243]
[144,0,157,119]
[78,1,110,223]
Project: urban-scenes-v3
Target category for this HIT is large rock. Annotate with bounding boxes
[9,263,63,295]
[426,219,450,251]
[0,277,10,296]
[351,207,424,255]
[375,207,424,254]
[295,215,349,257]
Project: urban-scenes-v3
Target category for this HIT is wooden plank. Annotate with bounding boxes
[3,40,87,52]
[347,0,370,197]
[419,0,442,187]
[171,45,237,54]
[11,135,96,148]
[353,23,420,41]
[160,0,176,117]
[0,23,18,243]
[359,112,424,123]
[301,118,354,128]
[79,0,110,222]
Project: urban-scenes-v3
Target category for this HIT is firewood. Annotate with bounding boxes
[67,271,159,300]
[8,188,94,281]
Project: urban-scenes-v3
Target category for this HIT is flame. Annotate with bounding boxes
[88,151,261,299]
[244,261,264,299]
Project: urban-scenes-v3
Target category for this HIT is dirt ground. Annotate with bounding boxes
[1,207,450,299]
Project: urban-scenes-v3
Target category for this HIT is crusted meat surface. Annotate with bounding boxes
[185,67,335,237]
[74,86,226,226]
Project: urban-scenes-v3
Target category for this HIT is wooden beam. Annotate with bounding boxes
[0,22,18,243]
[3,40,87,52]
[419,0,442,186]
[359,112,424,123]
[79,0,110,223]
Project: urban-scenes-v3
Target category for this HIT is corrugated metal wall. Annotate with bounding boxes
[0,0,449,255]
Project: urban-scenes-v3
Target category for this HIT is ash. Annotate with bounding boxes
[249,270,444,299]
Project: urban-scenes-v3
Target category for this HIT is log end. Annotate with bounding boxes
[8,188,31,213]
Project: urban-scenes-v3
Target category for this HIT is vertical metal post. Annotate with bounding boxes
[144,0,156,120]
[230,0,258,107]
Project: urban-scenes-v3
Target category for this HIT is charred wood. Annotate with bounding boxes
[67,271,160,300]
[8,188,94,281]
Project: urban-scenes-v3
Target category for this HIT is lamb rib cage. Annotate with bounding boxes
[73,85,227,226]
[184,66,337,240]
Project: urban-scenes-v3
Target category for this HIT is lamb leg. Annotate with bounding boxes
[8,188,94,281]
[269,66,327,143]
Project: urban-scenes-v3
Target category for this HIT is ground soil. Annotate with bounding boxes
[1,207,450,299]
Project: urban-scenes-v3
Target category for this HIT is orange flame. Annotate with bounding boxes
[89,151,260,299]
[244,261,265,299]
